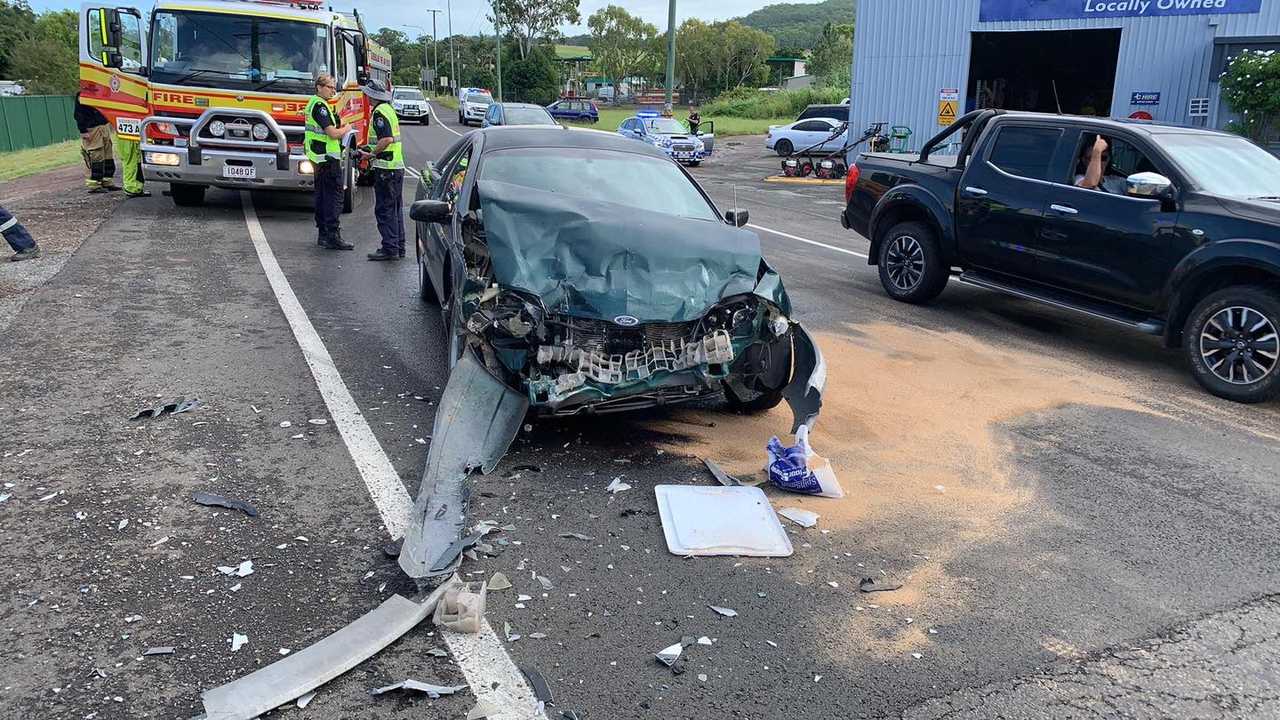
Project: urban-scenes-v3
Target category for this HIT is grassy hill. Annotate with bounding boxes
[737,0,854,50]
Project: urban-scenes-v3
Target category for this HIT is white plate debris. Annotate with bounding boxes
[777,507,820,528]
[655,485,793,557]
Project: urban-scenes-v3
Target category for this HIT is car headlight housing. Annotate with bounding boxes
[208,120,226,137]
[252,123,270,140]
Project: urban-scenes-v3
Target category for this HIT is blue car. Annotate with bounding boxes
[546,98,599,123]
[617,112,710,166]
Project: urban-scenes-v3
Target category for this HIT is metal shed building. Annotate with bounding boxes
[849,0,1280,151]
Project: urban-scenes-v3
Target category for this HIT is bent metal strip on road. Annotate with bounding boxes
[239,191,541,719]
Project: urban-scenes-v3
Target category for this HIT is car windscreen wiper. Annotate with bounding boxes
[166,68,222,85]
[1250,195,1280,201]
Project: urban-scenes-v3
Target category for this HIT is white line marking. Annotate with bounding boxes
[240,191,414,539]
[428,100,463,137]
[747,222,869,259]
[241,191,538,718]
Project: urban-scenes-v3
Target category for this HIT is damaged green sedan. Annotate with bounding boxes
[399,127,825,580]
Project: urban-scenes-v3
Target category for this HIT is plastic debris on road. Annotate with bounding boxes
[487,572,512,591]
[777,507,820,528]
[766,426,844,498]
[858,577,904,593]
[522,667,553,704]
[702,458,742,486]
[559,532,593,541]
[193,491,259,517]
[370,679,468,698]
[709,605,738,618]
[143,646,175,656]
[655,485,793,557]
[467,700,502,720]
[230,633,248,652]
[295,691,317,708]
[218,560,254,578]
[128,397,199,421]
[433,577,487,633]
[606,476,632,494]
[655,642,683,667]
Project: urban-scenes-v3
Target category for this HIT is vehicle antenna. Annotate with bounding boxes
[1052,80,1063,115]
[734,184,739,217]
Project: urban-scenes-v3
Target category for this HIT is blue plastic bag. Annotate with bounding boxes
[766,426,844,498]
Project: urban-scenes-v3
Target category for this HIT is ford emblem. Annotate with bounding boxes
[613,315,640,327]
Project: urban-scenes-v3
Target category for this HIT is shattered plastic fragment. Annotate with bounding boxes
[230,633,248,652]
[295,691,316,709]
[426,647,450,658]
[522,667,553,704]
[308,419,328,425]
[144,646,175,656]
[709,605,738,617]
[217,560,254,578]
[858,578,903,594]
[193,491,259,517]
[606,477,632,494]
[370,679,467,698]
[777,507,819,528]
[696,636,712,646]
[487,572,512,591]
[467,700,501,720]
[536,575,553,590]
[129,397,199,421]
[432,577,487,634]
[559,532,593,541]
[117,519,129,531]
[702,458,742,486]
[655,642,683,667]
[504,621,520,642]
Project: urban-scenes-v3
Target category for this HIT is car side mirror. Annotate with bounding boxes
[410,199,452,224]
[1125,172,1174,200]
[725,209,749,227]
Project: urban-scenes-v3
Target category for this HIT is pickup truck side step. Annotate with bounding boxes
[957,272,1166,336]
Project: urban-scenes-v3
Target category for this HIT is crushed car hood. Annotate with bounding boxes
[478,179,763,322]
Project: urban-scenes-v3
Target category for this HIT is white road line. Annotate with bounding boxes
[428,100,463,137]
[241,191,540,719]
[747,222,869,259]
[240,191,414,539]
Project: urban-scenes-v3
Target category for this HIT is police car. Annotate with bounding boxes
[616,111,709,166]
[391,86,429,125]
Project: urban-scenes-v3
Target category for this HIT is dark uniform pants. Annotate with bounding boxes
[0,205,36,253]
[373,169,405,255]
[313,159,342,239]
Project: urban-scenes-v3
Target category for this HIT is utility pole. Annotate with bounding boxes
[425,9,442,93]
[664,0,676,114]
[493,0,503,101]
[447,0,456,95]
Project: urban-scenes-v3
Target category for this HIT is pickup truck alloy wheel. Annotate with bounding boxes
[884,235,925,292]
[1185,286,1280,403]
[1199,306,1278,385]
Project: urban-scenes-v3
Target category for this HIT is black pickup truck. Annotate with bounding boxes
[842,109,1280,403]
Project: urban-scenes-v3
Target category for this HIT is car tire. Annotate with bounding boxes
[1183,285,1280,404]
[877,221,948,304]
[170,183,205,207]
[689,160,702,167]
[725,383,785,413]
[775,139,793,156]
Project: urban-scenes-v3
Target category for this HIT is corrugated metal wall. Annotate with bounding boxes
[0,95,78,153]
[849,0,1280,152]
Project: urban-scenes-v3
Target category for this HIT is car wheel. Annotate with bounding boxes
[725,382,785,413]
[877,221,948,304]
[1184,286,1280,403]
[688,160,702,167]
[775,139,793,156]
[170,183,205,207]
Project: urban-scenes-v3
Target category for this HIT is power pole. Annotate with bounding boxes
[447,0,456,94]
[664,0,676,114]
[425,9,442,93]
[493,0,503,101]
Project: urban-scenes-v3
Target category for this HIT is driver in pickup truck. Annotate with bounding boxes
[1074,134,1126,194]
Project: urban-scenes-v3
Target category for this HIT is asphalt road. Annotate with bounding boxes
[1,105,1278,720]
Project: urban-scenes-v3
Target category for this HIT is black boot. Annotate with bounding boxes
[322,229,353,251]
[367,248,397,261]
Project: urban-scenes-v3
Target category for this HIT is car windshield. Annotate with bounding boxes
[150,10,329,93]
[480,147,718,222]
[1158,133,1280,199]
[503,107,556,125]
[643,118,688,134]
[394,89,424,101]
[467,93,492,104]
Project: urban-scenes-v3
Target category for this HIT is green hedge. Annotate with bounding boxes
[701,87,847,120]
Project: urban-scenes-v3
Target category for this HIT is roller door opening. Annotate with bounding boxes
[967,29,1122,117]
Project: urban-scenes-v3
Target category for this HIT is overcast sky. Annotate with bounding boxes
[29,0,822,39]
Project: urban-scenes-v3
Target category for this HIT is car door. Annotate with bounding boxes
[954,122,1065,278]
[792,120,831,153]
[820,120,848,152]
[79,3,148,141]
[1030,130,1179,311]
[424,141,473,303]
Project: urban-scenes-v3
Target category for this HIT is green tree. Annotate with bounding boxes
[502,46,558,104]
[9,36,77,94]
[497,0,579,60]
[35,8,78,50]
[807,21,852,89]
[1221,49,1280,140]
[737,0,853,50]
[675,19,774,103]
[587,5,657,102]
[0,0,37,78]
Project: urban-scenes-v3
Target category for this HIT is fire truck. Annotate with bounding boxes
[79,0,391,211]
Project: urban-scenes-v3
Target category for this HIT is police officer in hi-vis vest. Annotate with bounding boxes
[304,74,353,250]
[358,80,405,262]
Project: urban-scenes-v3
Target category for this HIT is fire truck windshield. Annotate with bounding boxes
[150,10,330,94]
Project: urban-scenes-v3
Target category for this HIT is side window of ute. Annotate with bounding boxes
[987,126,1063,181]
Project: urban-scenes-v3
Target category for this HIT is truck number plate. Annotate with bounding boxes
[116,117,141,136]
[223,165,256,180]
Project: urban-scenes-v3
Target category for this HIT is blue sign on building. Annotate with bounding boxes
[1131,91,1161,105]
[981,0,1263,22]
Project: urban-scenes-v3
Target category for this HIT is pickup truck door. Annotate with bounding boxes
[955,124,1065,278]
[1030,131,1178,311]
